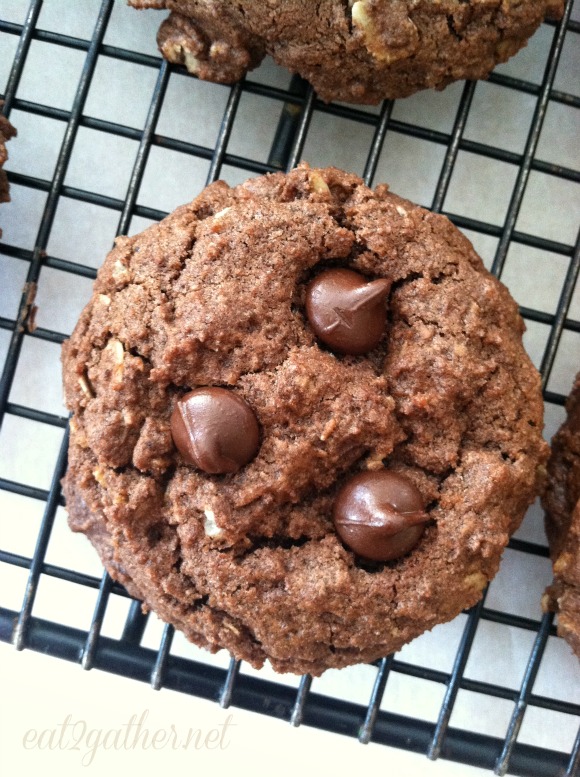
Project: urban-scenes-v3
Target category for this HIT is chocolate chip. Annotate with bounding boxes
[171,387,260,474]
[305,268,391,355]
[333,470,428,561]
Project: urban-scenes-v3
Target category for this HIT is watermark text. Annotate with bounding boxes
[22,709,235,766]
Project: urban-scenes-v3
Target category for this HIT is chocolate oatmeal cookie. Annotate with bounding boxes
[543,373,580,658]
[0,105,16,234]
[62,164,548,675]
[128,0,563,103]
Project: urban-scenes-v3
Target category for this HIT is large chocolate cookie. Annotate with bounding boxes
[543,373,580,658]
[128,0,564,104]
[62,164,548,675]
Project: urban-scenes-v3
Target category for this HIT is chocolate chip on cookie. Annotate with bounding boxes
[306,268,391,355]
[171,387,260,474]
[333,470,429,562]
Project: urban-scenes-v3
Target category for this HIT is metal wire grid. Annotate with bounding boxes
[0,1,579,774]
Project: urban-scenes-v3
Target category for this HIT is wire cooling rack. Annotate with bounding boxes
[1,1,579,775]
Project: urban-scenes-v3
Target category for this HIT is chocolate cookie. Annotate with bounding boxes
[542,373,580,658]
[62,164,548,675]
[128,0,564,104]
[0,105,16,235]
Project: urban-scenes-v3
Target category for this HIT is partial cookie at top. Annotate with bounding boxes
[62,164,548,675]
[543,372,580,658]
[128,0,564,103]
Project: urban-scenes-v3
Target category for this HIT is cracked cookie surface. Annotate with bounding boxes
[128,0,564,103]
[543,372,580,659]
[62,164,548,675]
